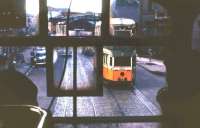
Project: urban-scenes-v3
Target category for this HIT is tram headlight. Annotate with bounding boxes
[120,72,125,76]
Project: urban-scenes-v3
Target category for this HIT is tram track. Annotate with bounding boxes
[106,87,126,116]
[130,87,160,115]
[88,97,97,116]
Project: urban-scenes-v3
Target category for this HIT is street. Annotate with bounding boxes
[15,48,166,117]
[33,66,164,117]
[53,48,96,91]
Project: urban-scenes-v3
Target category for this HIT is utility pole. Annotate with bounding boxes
[66,0,72,36]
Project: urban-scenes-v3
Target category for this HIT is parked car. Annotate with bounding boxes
[31,47,46,66]
[56,47,72,57]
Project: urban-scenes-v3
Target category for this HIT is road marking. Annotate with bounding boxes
[134,88,161,115]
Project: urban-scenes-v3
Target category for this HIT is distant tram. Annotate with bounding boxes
[95,18,136,86]
[95,17,136,37]
[103,46,136,85]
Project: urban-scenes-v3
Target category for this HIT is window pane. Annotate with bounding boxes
[77,47,97,90]
[51,46,99,95]
[0,46,50,107]
[0,46,75,117]
[110,0,171,37]
[115,57,131,66]
[0,46,166,117]
[54,47,74,91]
[76,46,166,117]
[0,0,39,36]
[48,0,102,37]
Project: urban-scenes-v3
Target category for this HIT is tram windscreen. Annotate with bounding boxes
[114,57,131,66]
[114,30,132,37]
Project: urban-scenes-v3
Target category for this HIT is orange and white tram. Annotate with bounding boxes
[103,46,136,85]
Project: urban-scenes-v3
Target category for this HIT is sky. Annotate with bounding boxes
[26,0,39,16]
[26,0,102,15]
[47,0,102,13]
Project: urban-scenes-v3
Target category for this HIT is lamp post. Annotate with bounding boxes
[139,0,144,36]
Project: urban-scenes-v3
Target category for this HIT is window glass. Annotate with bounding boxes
[115,57,131,66]
[2,46,165,117]
[76,46,166,117]
[110,0,171,37]
[110,57,113,66]
[47,0,102,37]
[0,46,54,109]
[0,46,74,115]
[77,47,97,91]
[54,47,73,91]
[0,0,39,37]
[51,46,98,95]
[0,0,169,124]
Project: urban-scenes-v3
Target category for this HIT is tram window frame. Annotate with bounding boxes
[105,54,108,65]
[0,0,182,125]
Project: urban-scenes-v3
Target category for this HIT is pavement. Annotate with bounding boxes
[136,57,166,76]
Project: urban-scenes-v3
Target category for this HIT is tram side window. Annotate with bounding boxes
[105,54,108,65]
[110,57,113,66]
[103,53,106,64]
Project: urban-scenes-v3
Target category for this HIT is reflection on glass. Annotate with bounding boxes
[0,0,39,37]
[77,47,97,90]
[47,0,102,36]
[110,0,171,37]
[53,47,73,91]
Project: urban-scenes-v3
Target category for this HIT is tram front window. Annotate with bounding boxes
[114,30,133,37]
[0,0,182,127]
[114,57,131,66]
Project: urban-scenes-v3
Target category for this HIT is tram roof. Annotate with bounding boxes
[103,46,136,56]
[95,18,136,26]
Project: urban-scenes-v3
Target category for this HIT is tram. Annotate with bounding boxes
[103,46,136,85]
[95,18,136,86]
